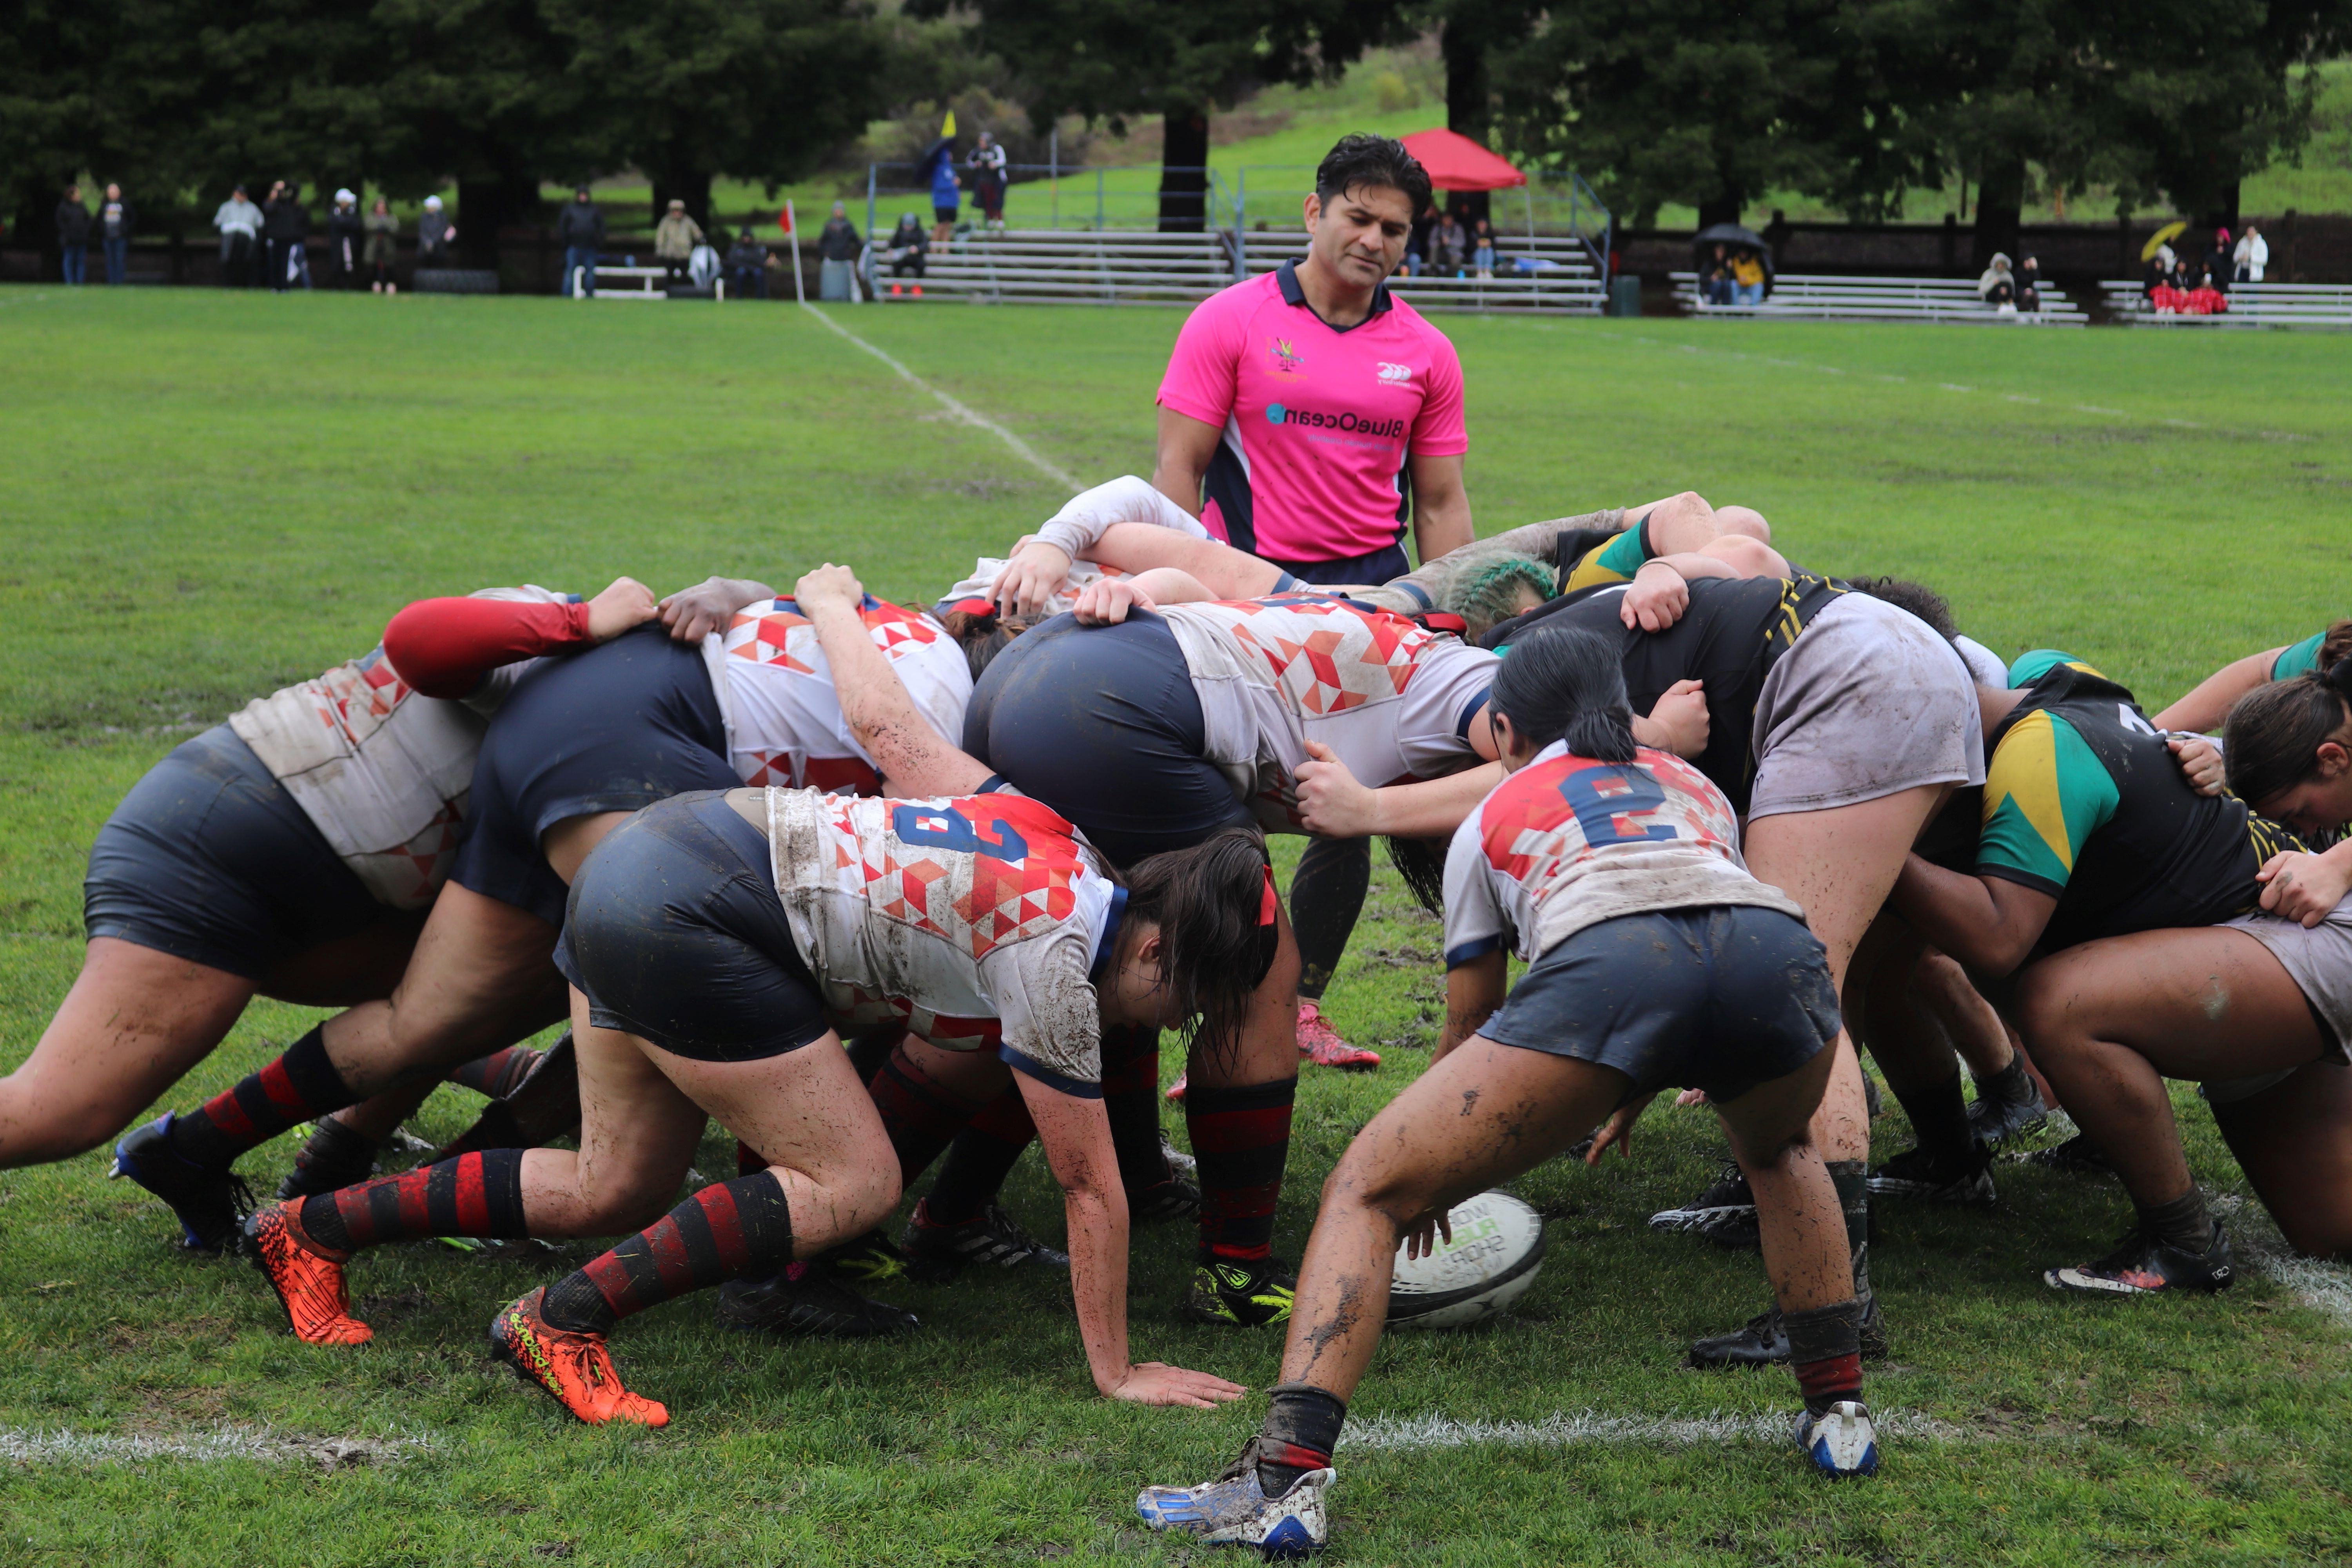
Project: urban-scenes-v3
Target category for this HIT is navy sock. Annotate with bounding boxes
[1256,1381,1346,1495]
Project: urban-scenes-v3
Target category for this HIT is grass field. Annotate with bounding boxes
[3,287,2352,1566]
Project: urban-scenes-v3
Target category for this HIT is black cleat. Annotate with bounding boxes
[2021,1132,2113,1176]
[1687,1297,1889,1368]
[1867,1143,1998,1206]
[1967,1082,2050,1148]
[1649,1161,1760,1250]
[1132,1176,1202,1225]
[715,1265,919,1338]
[109,1114,254,1254]
[274,1117,381,1202]
[2045,1221,2234,1297]
[819,1229,908,1283]
[1181,1256,1297,1327]
[900,1200,1069,1281]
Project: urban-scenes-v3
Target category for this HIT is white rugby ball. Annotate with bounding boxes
[1388,1189,1546,1330]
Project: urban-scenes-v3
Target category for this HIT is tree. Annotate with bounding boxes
[1421,0,1543,224]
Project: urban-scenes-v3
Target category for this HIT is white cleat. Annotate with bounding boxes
[1136,1444,1331,1557]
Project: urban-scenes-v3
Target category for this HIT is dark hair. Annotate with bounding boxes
[1384,835,1448,915]
[1488,625,1638,763]
[939,603,1038,680]
[2223,662,2352,807]
[1844,576,1958,643]
[2321,619,2352,670]
[1120,826,1276,1065]
[1314,134,1432,219]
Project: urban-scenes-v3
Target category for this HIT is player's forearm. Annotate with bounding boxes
[1367,762,1505,839]
[1889,857,2042,977]
[1062,1181,1137,1397]
[1435,955,1506,1062]
[2153,650,2282,733]
[803,599,986,797]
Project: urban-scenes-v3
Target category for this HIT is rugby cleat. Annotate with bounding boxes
[1687,1298,1889,1368]
[244,1203,370,1345]
[1181,1257,1296,1328]
[1967,1080,2051,1148]
[1135,1438,1332,1557]
[1867,1143,1998,1206]
[1132,1175,1203,1225]
[1295,1002,1379,1071]
[2044,1221,2234,1297]
[900,1200,1068,1281]
[715,1264,918,1338]
[109,1114,254,1254]
[489,1287,668,1426]
[1648,1161,1759,1250]
[274,1117,381,1202]
[1161,1137,1198,1178]
[1795,1400,1880,1478]
[819,1229,909,1283]
[1166,1072,1189,1103]
[2021,1132,2113,1176]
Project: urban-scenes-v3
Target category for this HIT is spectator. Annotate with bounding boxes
[264,182,311,290]
[1431,209,1466,276]
[362,198,399,294]
[882,212,926,293]
[1471,218,1495,279]
[95,183,134,285]
[1404,202,1437,276]
[555,187,604,298]
[214,185,262,289]
[2015,253,2042,313]
[1701,241,1734,305]
[1729,245,1766,305]
[967,131,1008,232]
[926,140,960,245]
[2204,229,2234,295]
[2185,263,2229,315]
[1976,250,2016,312]
[327,189,364,288]
[725,228,769,299]
[654,198,703,283]
[2234,222,2268,283]
[2143,240,2175,301]
[54,184,90,286]
[416,194,455,266]
[817,201,862,301]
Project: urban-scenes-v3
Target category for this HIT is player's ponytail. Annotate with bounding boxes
[1121,826,1277,1065]
[1488,624,1638,763]
[939,599,1036,681]
[2223,664,2352,808]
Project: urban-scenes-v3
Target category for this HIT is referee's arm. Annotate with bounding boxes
[1150,407,1221,521]
[1408,451,1474,563]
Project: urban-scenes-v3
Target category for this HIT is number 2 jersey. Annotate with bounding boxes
[758,785,1121,1091]
[1442,740,1803,968]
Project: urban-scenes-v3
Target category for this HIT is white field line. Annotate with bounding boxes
[1343,1407,1971,1453]
[2211,1194,2352,1323]
[799,304,1080,493]
[0,1426,429,1468]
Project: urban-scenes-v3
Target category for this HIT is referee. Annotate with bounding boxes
[1152,133,1473,1068]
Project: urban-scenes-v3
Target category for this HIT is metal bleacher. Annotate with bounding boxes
[2096,279,2352,329]
[1243,230,1606,314]
[1671,272,2085,325]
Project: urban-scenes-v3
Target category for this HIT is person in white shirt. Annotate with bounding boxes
[2234,223,2268,283]
[213,184,263,287]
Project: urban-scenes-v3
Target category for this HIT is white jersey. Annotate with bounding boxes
[936,556,1134,619]
[761,786,1120,1087]
[1159,595,1500,833]
[937,473,1213,615]
[227,585,571,909]
[1442,740,1804,967]
[711,597,973,796]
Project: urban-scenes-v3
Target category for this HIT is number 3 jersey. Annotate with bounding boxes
[758,785,1121,1091]
[1442,740,1803,968]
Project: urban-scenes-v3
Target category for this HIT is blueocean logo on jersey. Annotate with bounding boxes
[1262,402,1409,439]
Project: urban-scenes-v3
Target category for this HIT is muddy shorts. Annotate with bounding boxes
[556,791,831,1063]
[1478,906,1842,1104]
[1747,593,1985,820]
[2202,898,2352,1104]
[83,724,385,980]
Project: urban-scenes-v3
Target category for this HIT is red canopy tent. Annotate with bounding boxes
[1399,128,1526,193]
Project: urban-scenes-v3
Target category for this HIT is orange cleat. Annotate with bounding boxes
[245,1203,372,1345]
[1296,1002,1380,1071]
[489,1288,669,1427]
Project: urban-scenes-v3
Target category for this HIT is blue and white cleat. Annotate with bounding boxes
[110,1114,253,1254]
[1136,1440,1332,1558]
[1794,1399,1880,1478]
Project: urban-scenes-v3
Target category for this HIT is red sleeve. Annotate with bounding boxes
[381,596,593,698]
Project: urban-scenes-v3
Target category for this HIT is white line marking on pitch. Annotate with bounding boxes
[0,1426,429,1467]
[800,304,1080,493]
[1342,1407,1972,1452]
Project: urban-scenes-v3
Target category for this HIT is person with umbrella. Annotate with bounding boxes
[1692,223,1773,307]
[923,134,960,247]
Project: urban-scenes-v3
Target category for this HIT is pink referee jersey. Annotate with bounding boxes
[1156,260,1467,567]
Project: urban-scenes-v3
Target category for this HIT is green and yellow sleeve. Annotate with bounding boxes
[2005,648,2106,687]
[1561,520,1653,592]
[1977,709,2119,894]
[2272,631,2327,681]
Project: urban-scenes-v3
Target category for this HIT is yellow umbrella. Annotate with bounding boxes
[942,109,957,138]
[2140,220,2187,262]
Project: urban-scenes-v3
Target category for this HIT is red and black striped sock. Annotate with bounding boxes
[296,1148,529,1252]
[1186,1076,1295,1264]
[540,1173,795,1335]
[169,1026,356,1167]
[866,1043,983,1187]
[923,1085,1037,1227]
[1784,1298,1866,1416]
[1099,1025,1173,1199]
[445,1045,536,1100]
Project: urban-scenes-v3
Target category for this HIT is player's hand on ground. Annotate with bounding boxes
[991,541,1073,619]
[659,576,774,642]
[1104,1361,1247,1410]
[1642,680,1710,759]
[585,577,659,642]
[1585,1093,1659,1166]
[2258,849,2350,928]
[1622,561,1691,632]
[793,563,864,615]
[2167,733,2226,796]
[1071,576,1153,626]
[1297,740,1379,837]
[1403,1205,1455,1261]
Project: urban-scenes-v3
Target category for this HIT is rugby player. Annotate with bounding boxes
[2155,618,2351,733]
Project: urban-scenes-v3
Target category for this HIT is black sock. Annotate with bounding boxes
[2136,1187,2216,1252]
[1975,1054,2036,1108]
[541,1172,794,1335]
[924,1085,1034,1227]
[1785,1299,1866,1416]
[169,1026,356,1167]
[1289,837,1369,1002]
[1256,1381,1347,1496]
[1100,1025,1172,1198]
[1827,1160,1873,1301]
[1898,1071,1976,1165]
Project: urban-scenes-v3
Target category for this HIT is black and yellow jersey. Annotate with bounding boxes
[1554,515,1655,593]
[1980,653,2302,958]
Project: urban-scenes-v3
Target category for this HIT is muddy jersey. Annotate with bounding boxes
[714,597,973,797]
[227,585,570,909]
[1443,740,1803,966]
[935,474,1216,616]
[760,786,1120,1089]
[936,556,1135,619]
[1159,594,1499,833]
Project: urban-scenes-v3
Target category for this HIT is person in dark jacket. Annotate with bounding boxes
[2016,253,2043,313]
[54,185,91,286]
[555,188,605,297]
[417,195,455,265]
[326,189,364,288]
[264,183,312,291]
[817,200,862,301]
[94,184,134,285]
[882,212,926,289]
[725,228,769,299]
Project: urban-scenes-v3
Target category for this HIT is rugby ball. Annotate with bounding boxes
[1388,1190,1546,1330]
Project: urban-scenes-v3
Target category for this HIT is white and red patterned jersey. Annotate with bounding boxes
[226,585,571,909]
[762,785,1120,1089]
[1160,594,1499,833]
[714,597,973,797]
[1442,741,1804,967]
